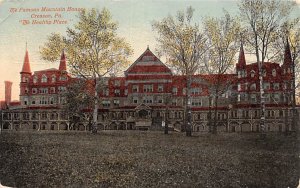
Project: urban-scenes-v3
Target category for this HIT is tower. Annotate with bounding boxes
[59,50,67,72]
[4,81,12,104]
[20,48,32,105]
[236,42,246,78]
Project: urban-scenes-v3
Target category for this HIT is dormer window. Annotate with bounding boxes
[33,76,38,84]
[250,83,256,90]
[272,69,276,77]
[250,70,255,78]
[51,75,56,83]
[41,74,47,83]
[262,69,266,77]
[59,75,67,81]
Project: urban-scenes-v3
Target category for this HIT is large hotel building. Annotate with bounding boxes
[0,43,298,132]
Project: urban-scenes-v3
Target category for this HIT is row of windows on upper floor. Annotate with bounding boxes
[101,97,211,107]
[24,86,67,94]
[22,74,68,84]
[237,67,292,78]
[237,93,283,103]
[22,96,66,106]
[237,82,293,91]
[102,86,204,96]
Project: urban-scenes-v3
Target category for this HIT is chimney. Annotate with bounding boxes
[5,81,12,104]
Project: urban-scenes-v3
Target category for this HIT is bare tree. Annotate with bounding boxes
[202,12,241,134]
[62,79,94,130]
[40,8,132,133]
[238,0,296,137]
[152,6,207,136]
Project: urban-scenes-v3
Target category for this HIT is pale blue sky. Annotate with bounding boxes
[0,0,299,100]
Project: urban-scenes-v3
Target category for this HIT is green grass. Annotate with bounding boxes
[0,131,299,188]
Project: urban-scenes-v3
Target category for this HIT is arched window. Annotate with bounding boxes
[33,76,38,84]
[272,69,276,77]
[41,75,47,83]
[250,70,255,78]
[250,83,256,90]
[51,75,56,83]
[59,75,67,81]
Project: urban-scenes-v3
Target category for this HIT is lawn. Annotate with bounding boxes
[0,130,299,188]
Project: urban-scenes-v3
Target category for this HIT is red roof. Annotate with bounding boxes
[59,50,67,71]
[126,47,172,75]
[21,50,31,74]
[283,39,292,66]
[236,43,246,69]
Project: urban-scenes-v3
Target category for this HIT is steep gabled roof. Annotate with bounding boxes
[125,47,172,75]
[283,39,292,66]
[21,50,31,74]
[59,50,67,71]
[236,42,246,69]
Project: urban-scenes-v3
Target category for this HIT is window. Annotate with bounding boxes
[40,97,48,104]
[243,70,247,77]
[41,74,47,83]
[251,94,256,102]
[191,98,202,106]
[158,85,164,92]
[265,94,270,102]
[238,83,241,91]
[49,97,54,104]
[143,96,153,104]
[263,82,270,90]
[31,98,36,105]
[262,69,266,77]
[114,89,120,96]
[157,96,163,104]
[50,87,56,93]
[250,83,256,90]
[114,80,120,87]
[103,88,109,96]
[125,89,128,95]
[58,86,66,93]
[250,70,255,78]
[143,84,153,92]
[59,75,67,81]
[132,85,139,92]
[272,69,276,77]
[172,98,177,106]
[172,87,178,95]
[33,76,38,84]
[59,97,66,104]
[39,88,48,94]
[191,88,201,95]
[113,99,120,106]
[102,100,110,107]
[238,71,241,78]
[133,97,138,104]
[183,88,187,95]
[51,75,56,83]
[25,87,29,94]
[273,83,279,90]
[273,94,280,102]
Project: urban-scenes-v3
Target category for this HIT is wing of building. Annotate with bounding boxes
[0,44,297,132]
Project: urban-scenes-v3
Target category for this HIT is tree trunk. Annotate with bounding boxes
[186,75,192,137]
[258,61,266,139]
[291,58,297,133]
[92,78,98,134]
[208,96,212,133]
[164,108,169,135]
[285,93,289,135]
[212,95,219,134]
